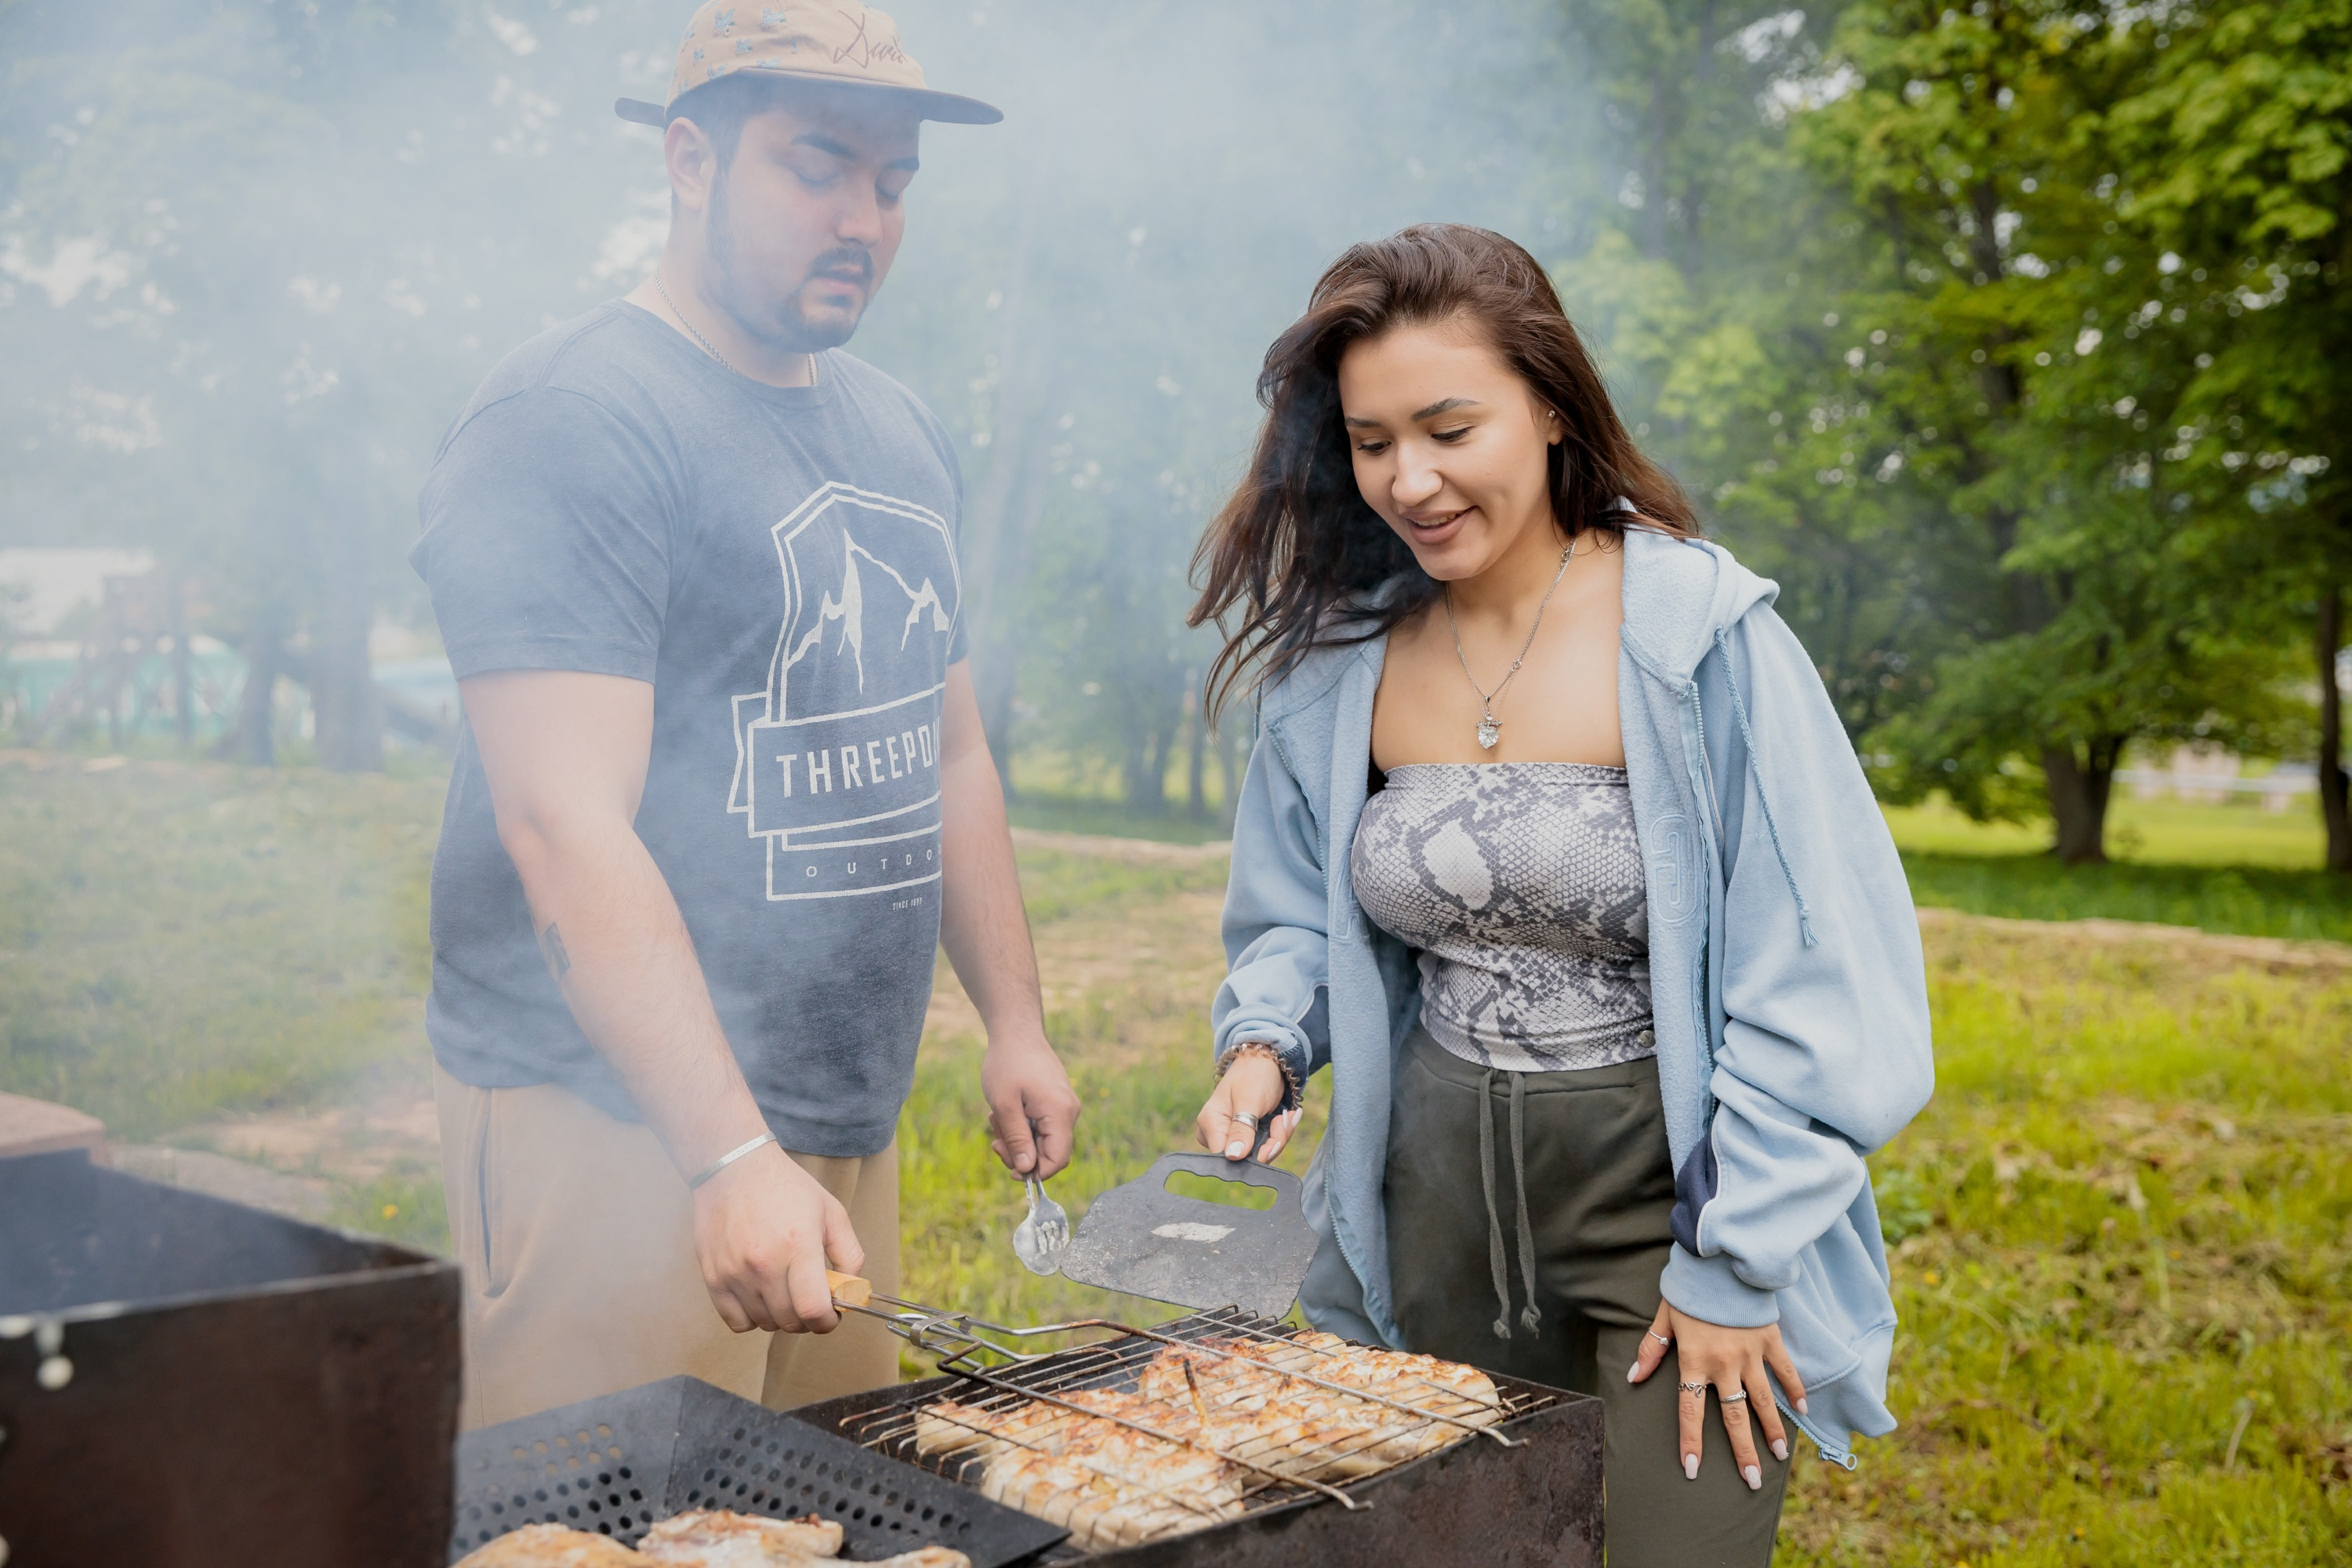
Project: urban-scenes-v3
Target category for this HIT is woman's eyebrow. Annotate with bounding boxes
[1344,397,1483,429]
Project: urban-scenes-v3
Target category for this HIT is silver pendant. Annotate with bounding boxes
[1476,718,1501,750]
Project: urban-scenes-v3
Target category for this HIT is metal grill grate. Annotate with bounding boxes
[833,1305,1564,1546]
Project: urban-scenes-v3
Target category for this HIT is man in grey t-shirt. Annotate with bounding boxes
[410,2,1078,1428]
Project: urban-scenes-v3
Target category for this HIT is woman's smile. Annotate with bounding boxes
[1399,505,1475,546]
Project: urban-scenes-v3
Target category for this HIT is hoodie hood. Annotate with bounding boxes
[1619,528,1780,684]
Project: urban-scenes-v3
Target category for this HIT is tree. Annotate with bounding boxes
[0,0,674,769]
[1751,0,2299,860]
[2096,0,2352,872]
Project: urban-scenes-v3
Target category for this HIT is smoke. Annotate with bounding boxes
[0,0,1604,785]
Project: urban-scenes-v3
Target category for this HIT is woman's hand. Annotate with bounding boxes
[1628,1301,1808,1489]
[1194,1048,1303,1163]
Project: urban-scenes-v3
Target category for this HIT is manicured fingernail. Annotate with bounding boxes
[1225,1141,1247,1158]
[1626,1363,1641,1383]
[1772,1439,1789,1462]
[1682,1454,1699,1481]
[1744,1465,1762,1490]
[1796,1398,1809,1415]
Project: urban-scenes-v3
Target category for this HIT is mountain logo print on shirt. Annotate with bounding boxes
[728,481,961,901]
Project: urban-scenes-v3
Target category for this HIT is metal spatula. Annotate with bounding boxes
[1058,1145,1317,1322]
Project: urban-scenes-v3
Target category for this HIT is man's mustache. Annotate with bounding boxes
[806,250,874,289]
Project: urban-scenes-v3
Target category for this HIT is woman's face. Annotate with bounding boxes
[1337,318,1563,582]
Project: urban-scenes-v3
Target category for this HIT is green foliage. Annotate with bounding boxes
[1561,0,2343,864]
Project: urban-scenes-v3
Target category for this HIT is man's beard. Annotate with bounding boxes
[705,174,871,355]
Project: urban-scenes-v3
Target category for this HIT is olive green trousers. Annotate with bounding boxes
[1383,1027,1788,1567]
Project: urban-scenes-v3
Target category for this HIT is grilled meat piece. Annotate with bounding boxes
[453,1523,643,1566]
[639,1509,844,1564]
[637,1509,970,1567]
[909,1330,1503,1547]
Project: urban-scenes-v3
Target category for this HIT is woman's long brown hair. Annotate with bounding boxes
[1189,223,1698,715]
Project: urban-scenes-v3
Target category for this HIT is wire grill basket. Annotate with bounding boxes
[447,1374,1069,1566]
[825,1300,1569,1552]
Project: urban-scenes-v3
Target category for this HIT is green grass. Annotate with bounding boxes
[1899,855,2352,944]
[6,755,2350,1562]
[1883,795,2329,870]
[0,755,443,1139]
[996,843,1228,922]
[1882,796,2352,944]
[1006,789,1233,846]
[1777,924,2352,1566]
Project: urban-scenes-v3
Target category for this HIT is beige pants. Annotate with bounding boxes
[433,1065,901,1432]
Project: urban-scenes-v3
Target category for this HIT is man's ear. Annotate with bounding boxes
[664,117,720,216]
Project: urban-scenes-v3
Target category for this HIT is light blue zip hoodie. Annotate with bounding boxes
[1209,527,1934,1466]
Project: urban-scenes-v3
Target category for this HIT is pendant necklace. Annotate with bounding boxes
[1443,534,1578,751]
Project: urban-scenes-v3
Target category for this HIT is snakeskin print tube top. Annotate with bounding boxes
[1350,763,1655,1073]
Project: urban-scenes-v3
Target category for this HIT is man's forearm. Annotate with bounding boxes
[936,743,1046,1041]
[504,810,769,1178]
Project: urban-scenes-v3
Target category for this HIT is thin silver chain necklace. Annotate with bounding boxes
[652,270,818,387]
[1443,533,1578,751]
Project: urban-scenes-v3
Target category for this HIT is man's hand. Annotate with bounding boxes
[690,1141,865,1334]
[982,1033,1081,1178]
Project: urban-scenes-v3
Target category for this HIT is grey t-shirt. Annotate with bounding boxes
[411,301,967,1157]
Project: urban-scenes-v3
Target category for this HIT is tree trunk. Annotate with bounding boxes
[168,572,194,749]
[309,535,383,774]
[1123,720,1164,815]
[2319,581,2350,874]
[1185,681,1209,823]
[217,615,283,766]
[958,187,1044,797]
[2042,742,2118,865]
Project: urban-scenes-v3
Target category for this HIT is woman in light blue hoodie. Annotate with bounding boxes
[1186,225,1933,1566]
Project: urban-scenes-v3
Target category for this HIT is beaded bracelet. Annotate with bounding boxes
[1215,1039,1303,1116]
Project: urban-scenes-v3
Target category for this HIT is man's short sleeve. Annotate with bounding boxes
[920,403,971,666]
[412,387,676,681]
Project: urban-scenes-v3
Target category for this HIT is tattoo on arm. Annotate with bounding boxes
[539,921,573,980]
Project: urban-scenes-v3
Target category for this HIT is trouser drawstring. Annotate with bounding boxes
[1509,1070,1542,1336]
[1476,1067,1544,1341]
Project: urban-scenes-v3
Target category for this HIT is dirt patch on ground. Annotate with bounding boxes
[1915,905,2352,975]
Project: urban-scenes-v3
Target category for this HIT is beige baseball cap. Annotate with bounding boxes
[615,1,1002,129]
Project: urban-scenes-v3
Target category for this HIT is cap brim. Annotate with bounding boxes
[615,75,1002,129]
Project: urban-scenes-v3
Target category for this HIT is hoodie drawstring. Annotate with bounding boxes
[1476,1068,1544,1340]
[1712,626,1818,948]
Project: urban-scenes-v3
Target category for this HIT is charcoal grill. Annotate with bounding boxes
[448,1375,1070,1566]
[0,1147,461,1568]
[795,1303,1605,1567]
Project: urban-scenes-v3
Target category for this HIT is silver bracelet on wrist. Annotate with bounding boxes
[688,1131,776,1190]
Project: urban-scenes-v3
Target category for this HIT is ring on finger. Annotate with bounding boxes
[1231,1111,1260,1129]
[1648,1330,1672,1347]
[1676,1380,1708,1395]
[1719,1388,1749,1405]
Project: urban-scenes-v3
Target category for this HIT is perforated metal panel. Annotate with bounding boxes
[449,1375,1068,1566]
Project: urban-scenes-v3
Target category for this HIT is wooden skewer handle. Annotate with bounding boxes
[827,1270,873,1308]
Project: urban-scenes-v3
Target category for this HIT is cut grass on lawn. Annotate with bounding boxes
[0,753,442,1140]
[4,755,2348,1563]
[908,908,2352,1568]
